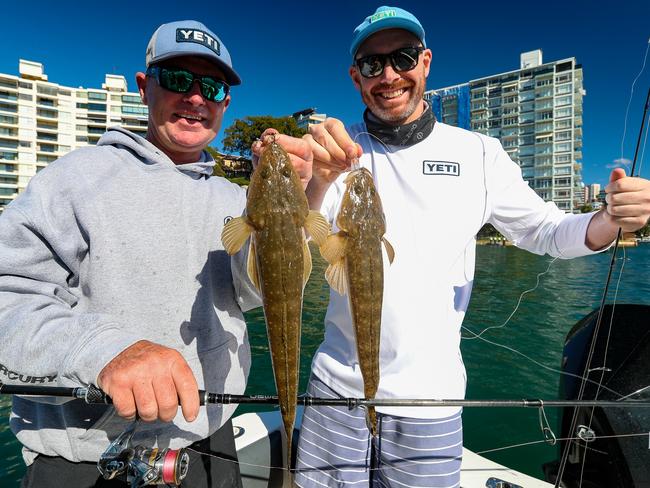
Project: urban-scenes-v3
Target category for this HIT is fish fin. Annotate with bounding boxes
[382,237,395,264]
[246,239,261,292]
[222,217,254,255]
[302,238,312,288]
[320,233,347,265]
[304,210,330,246]
[325,259,348,296]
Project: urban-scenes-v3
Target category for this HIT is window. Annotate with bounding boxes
[555,95,572,107]
[556,107,572,118]
[122,95,143,104]
[122,106,148,115]
[556,119,572,129]
[87,103,106,112]
[554,165,571,175]
[0,138,19,149]
[555,142,572,152]
[555,154,572,164]
[36,154,57,163]
[88,92,107,101]
[536,111,553,121]
[556,130,572,141]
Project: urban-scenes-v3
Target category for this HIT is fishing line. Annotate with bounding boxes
[476,431,649,456]
[554,56,650,488]
[459,327,625,399]
[186,429,650,474]
[619,38,649,163]
[462,256,559,340]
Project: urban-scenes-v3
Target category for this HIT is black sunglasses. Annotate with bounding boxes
[146,66,230,103]
[355,46,425,79]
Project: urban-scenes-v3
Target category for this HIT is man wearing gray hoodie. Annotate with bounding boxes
[0,20,303,487]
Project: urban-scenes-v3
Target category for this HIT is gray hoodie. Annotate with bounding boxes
[0,127,260,464]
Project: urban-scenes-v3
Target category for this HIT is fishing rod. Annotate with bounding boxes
[554,85,650,488]
[2,383,650,408]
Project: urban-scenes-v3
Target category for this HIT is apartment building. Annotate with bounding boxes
[425,50,585,212]
[292,108,327,131]
[0,60,148,212]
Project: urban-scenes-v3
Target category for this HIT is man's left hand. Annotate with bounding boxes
[251,128,313,189]
[604,168,650,232]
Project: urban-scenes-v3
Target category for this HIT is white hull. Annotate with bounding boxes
[232,409,553,488]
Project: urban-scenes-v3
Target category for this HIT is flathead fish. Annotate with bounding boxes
[221,136,329,471]
[320,167,394,437]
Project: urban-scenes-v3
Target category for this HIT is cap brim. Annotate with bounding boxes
[350,19,425,57]
[148,51,242,86]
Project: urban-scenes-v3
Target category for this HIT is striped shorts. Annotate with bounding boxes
[294,375,463,488]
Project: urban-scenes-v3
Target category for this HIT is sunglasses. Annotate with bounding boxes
[146,66,229,103]
[355,46,425,79]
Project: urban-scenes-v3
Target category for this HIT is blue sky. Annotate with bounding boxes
[2,0,649,187]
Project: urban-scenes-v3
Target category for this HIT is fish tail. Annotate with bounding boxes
[366,406,378,438]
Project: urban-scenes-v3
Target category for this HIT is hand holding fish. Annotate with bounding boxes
[251,128,313,189]
[586,168,650,250]
[97,340,200,423]
[305,118,363,183]
[299,118,363,210]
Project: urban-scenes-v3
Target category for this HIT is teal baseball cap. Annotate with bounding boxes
[350,6,426,57]
[145,20,241,86]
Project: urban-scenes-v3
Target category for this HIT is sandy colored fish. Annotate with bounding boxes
[320,167,394,437]
[221,137,329,471]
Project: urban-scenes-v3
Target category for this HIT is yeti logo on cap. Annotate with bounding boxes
[176,28,221,56]
[370,9,396,23]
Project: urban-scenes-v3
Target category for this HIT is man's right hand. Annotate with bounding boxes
[97,340,199,423]
[303,118,362,209]
[305,118,362,185]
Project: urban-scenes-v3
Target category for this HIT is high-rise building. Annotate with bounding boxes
[292,108,326,131]
[0,60,148,212]
[425,50,585,212]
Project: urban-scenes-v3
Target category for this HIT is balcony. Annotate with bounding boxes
[36,109,58,120]
[0,79,18,91]
[0,92,18,103]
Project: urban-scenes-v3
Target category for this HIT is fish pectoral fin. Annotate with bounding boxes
[325,259,348,296]
[222,217,254,255]
[382,237,395,265]
[304,210,330,246]
[320,233,347,265]
[302,238,312,288]
[247,239,261,292]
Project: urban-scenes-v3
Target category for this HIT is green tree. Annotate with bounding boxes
[205,146,226,177]
[579,204,594,213]
[222,115,307,157]
[477,223,504,239]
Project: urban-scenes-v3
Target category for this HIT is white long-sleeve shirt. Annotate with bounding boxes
[311,121,598,418]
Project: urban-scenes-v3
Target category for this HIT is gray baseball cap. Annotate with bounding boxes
[145,20,241,86]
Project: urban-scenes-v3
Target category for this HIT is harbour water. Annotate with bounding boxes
[1,243,648,484]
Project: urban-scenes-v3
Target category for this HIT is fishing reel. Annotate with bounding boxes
[97,421,190,487]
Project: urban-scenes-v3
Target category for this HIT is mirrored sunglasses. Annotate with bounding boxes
[355,46,425,79]
[146,66,229,103]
